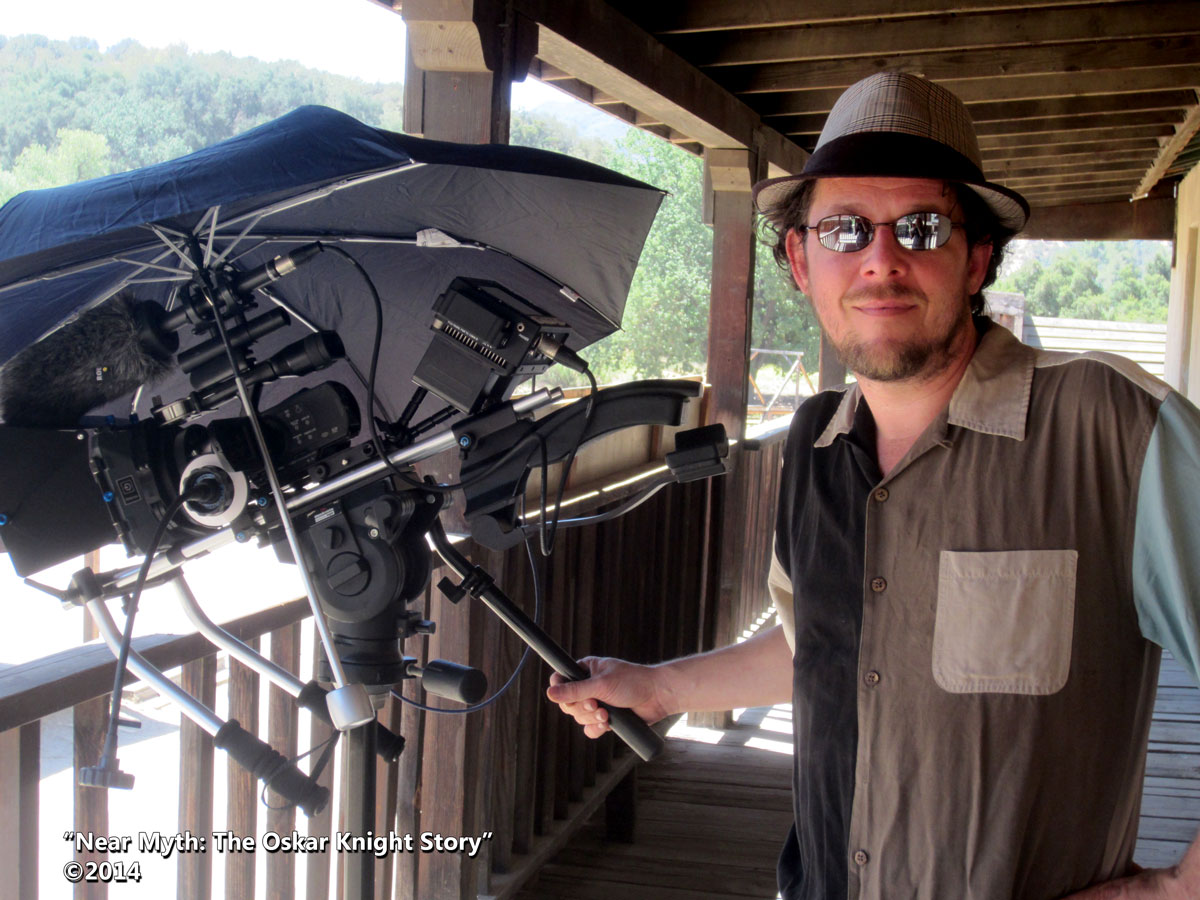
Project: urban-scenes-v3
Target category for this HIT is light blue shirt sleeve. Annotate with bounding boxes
[1132,390,1200,684]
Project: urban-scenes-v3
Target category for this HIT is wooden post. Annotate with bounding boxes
[704,146,761,442]
[74,604,108,900]
[178,654,217,900]
[695,146,763,729]
[266,625,300,900]
[416,560,487,900]
[397,10,530,891]
[226,642,260,900]
[0,722,40,900]
[402,0,534,145]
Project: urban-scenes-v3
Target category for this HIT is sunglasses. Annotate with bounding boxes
[803,212,961,253]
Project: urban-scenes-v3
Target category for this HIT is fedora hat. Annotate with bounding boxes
[753,72,1029,232]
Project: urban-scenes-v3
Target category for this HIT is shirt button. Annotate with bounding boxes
[873,487,889,502]
[864,670,881,686]
[854,849,869,866]
[870,577,887,593]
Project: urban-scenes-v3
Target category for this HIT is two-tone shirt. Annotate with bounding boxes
[770,321,1200,899]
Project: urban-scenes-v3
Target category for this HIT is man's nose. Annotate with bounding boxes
[858,225,910,279]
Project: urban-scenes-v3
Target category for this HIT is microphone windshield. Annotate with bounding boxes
[0,294,175,428]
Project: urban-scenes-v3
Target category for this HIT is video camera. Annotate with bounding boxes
[0,244,728,797]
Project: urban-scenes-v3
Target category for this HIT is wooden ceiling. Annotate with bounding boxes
[524,0,1200,219]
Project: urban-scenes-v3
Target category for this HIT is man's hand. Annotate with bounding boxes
[546,657,673,739]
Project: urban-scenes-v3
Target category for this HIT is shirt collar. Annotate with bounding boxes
[813,322,1035,449]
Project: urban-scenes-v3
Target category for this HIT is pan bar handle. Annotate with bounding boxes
[428,520,665,762]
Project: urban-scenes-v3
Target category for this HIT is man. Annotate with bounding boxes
[547,73,1200,899]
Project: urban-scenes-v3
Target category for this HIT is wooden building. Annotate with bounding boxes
[3,2,1200,898]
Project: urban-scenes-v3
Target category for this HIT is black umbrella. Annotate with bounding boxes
[0,104,664,426]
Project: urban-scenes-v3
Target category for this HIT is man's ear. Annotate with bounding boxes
[785,229,809,294]
[966,239,992,295]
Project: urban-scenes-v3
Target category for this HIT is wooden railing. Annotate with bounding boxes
[0,418,788,900]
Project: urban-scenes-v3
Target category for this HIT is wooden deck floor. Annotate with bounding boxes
[515,652,1200,899]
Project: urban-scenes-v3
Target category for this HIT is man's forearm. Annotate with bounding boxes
[653,623,793,716]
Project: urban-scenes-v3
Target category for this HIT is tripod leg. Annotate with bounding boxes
[342,721,377,900]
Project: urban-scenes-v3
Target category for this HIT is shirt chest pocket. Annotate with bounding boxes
[933,549,1078,695]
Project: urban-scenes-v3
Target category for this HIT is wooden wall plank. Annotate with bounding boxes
[178,654,217,900]
[266,625,300,900]
[226,643,260,900]
[0,721,40,900]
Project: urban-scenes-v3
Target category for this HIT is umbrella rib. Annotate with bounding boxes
[110,256,193,276]
[0,244,185,297]
[126,275,193,286]
[199,206,220,266]
[259,286,320,334]
[210,214,268,268]
[148,225,199,271]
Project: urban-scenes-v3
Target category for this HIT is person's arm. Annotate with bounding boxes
[1061,836,1200,898]
[546,622,793,738]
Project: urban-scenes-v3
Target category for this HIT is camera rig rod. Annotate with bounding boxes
[427,520,665,762]
[168,573,406,763]
[84,593,330,815]
[189,268,372,731]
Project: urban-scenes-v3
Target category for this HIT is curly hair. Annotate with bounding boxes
[758,179,1017,317]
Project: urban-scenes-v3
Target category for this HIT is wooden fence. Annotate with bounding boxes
[0,426,787,900]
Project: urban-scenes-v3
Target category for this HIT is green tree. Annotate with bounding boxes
[583,128,713,382]
[0,128,112,204]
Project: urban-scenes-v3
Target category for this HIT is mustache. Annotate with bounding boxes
[844,284,928,304]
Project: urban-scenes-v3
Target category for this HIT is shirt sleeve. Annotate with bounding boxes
[1132,390,1200,684]
[768,538,796,654]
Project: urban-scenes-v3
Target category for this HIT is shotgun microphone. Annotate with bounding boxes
[0,293,176,428]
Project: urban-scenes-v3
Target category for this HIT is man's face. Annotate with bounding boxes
[785,177,992,383]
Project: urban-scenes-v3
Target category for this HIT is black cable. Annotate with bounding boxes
[538,368,599,556]
[391,533,543,715]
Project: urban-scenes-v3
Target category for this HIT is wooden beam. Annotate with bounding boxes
[975,109,1185,137]
[761,89,1200,128]
[402,0,490,72]
[977,124,1177,150]
[670,2,1200,67]
[779,109,1189,144]
[981,138,1161,163]
[998,166,1149,188]
[1003,170,1146,189]
[618,0,1133,33]
[1137,100,1200,197]
[1024,186,1143,204]
[988,156,1154,180]
[516,0,807,173]
[724,44,1200,97]
[965,90,1199,123]
[946,67,1200,105]
[1023,197,1176,240]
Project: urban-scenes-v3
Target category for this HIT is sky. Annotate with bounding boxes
[1,0,560,107]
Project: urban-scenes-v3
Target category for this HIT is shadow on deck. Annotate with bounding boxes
[515,651,1200,899]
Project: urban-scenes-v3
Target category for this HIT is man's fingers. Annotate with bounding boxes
[546,678,596,706]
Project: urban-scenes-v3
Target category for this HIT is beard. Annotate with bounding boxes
[824,285,973,383]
